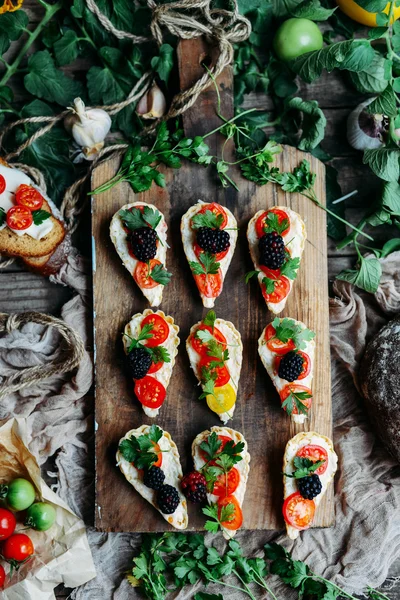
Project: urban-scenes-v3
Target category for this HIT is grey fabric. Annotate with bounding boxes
[1,250,400,599]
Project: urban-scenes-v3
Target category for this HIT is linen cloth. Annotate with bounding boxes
[1,249,400,599]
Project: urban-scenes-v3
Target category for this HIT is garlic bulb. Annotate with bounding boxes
[347,98,386,151]
[64,98,112,161]
[136,83,167,120]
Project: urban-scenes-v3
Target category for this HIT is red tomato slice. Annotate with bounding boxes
[194,271,223,298]
[0,508,16,541]
[265,324,296,355]
[296,445,328,475]
[6,206,33,231]
[256,208,290,238]
[134,259,162,289]
[283,492,315,530]
[0,174,6,195]
[190,324,227,357]
[134,376,166,408]
[260,265,281,279]
[0,565,4,588]
[280,384,312,415]
[141,313,169,347]
[15,184,44,210]
[198,356,230,387]
[218,495,243,530]
[193,242,229,262]
[194,202,228,229]
[213,467,240,498]
[148,361,163,374]
[199,434,233,462]
[152,442,162,467]
[274,351,311,380]
[262,275,290,304]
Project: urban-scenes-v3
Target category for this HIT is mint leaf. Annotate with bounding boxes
[32,209,51,225]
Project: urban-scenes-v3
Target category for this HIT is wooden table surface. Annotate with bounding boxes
[0,2,399,598]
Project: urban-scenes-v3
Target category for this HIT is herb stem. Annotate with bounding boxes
[203,108,260,139]
[312,576,359,600]
[254,573,279,600]
[232,570,258,600]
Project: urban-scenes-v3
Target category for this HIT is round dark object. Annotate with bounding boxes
[181,471,207,504]
[128,227,157,262]
[197,227,230,254]
[126,347,152,380]
[278,351,304,382]
[298,474,322,500]
[157,484,180,514]
[143,466,165,490]
[259,232,285,269]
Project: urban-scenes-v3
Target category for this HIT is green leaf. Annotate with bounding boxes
[203,310,216,329]
[0,85,13,106]
[381,238,400,257]
[147,346,171,365]
[382,181,400,214]
[150,263,172,286]
[264,542,288,561]
[191,209,224,230]
[280,256,301,280]
[32,210,51,225]
[349,51,388,94]
[286,97,326,151]
[292,0,337,21]
[356,0,389,11]
[189,252,220,276]
[284,456,325,478]
[199,432,222,460]
[24,51,84,107]
[366,85,397,117]
[337,255,382,293]
[0,10,28,41]
[53,30,81,66]
[363,148,400,182]
[151,44,174,83]
[245,270,260,283]
[194,594,224,600]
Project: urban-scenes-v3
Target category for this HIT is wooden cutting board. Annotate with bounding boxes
[92,38,332,533]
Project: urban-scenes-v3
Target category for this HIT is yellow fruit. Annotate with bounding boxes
[206,383,236,414]
[336,0,400,27]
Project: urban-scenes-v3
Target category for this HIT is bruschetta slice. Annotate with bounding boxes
[191,426,250,539]
[247,206,306,314]
[110,202,171,306]
[123,310,179,418]
[181,201,237,307]
[186,310,242,422]
[282,431,337,539]
[117,424,188,530]
[258,317,315,423]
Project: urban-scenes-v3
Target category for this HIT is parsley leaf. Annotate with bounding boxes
[284,456,325,479]
[203,310,216,329]
[199,375,217,401]
[147,346,171,364]
[271,317,315,350]
[119,425,163,469]
[202,502,235,533]
[199,432,222,460]
[263,276,276,294]
[281,390,312,416]
[189,252,220,276]
[32,209,51,225]
[262,212,289,235]
[245,270,260,284]
[120,206,161,231]
[149,263,172,286]
[126,323,154,353]
[191,209,224,230]
[280,256,300,280]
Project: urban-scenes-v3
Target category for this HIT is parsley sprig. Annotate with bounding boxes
[202,502,235,533]
[196,323,230,401]
[148,262,172,286]
[283,456,324,479]
[198,432,244,495]
[120,206,162,232]
[281,390,312,417]
[191,210,224,230]
[119,425,163,470]
[262,213,289,236]
[125,323,171,365]
[271,318,315,351]
[189,252,220,276]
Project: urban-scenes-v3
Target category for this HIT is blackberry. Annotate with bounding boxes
[126,347,151,379]
[298,474,322,500]
[197,227,230,254]
[259,232,285,269]
[129,227,157,261]
[143,466,165,490]
[181,471,207,504]
[157,484,180,514]
[278,351,304,382]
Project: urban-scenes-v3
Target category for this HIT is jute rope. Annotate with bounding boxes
[0,312,86,399]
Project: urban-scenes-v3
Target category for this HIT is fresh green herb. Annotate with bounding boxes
[245,270,260,284]
[202,502,235,533]
[279,256,300,280]
[263,276,277,295]
[32,209,51,225]
[118,425,163,470]
[281,390,311,416]
[283,456,325,479]
[262,212,289,235]
[0,207,5,227]
[125,323,170,364]
[198,376,217,401]
[196,329,215,344]
[189,252,220,276]
[120,207,162,232]
[126,323,154,353]
[203,310,216,329]
[191,210,224,230]
[271,317,315,351]
[148,346,171,365]
[148,263,172,286]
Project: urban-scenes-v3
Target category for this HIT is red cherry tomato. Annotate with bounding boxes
[265,324,296,355]
[283,492,315,530]
[280,384,312,415]
[194,203,228,229]
[274,351,311,381]
[255,208,290,238]
[134,376,166,409]
[190,324,227,357]
[15,184,44,211]
[194,271,223,298]
[262,275,290,304]
[218,495,243,530]
[193,242,229,262]
[199,434,234,462]
[141,313,169,347]
[2,533,34,563]
[0,175,6,194]
[0,509,16,541]
[213,467,240,498]
[198,356,230,387]
[148,361,163,374]
[296,445,328,475]
[6,206,33,231]
[134,260,162,289]
[0,565,5,588]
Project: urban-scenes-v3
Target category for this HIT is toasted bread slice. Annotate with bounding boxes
[192,426,250,539]
[247,206,306,314]
[117,425,188,530]
[283,431,337,539]
[22,233,71,275]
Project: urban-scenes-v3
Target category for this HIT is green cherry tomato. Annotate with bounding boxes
[273,18,323,62]
[25,502,56,531]
[1,478,36,512]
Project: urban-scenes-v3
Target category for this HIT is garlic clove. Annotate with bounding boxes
[64,98,111,161]
[136,82,167,120]
[347,98,385,151]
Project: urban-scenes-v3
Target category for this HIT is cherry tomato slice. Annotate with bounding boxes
[283,492,315,530]
[280,384,312,415]
[274,351,311,381]
[193,242,229,262]
[134,376,166,409]
[199,435,234,462]
[0,174,6,195]
[6,206,33,231]
[0,565,5,588]
[0,508,16,541]
[134,259,162,289]
[212,467,240,498]
[198,356,230,387]
[15,184,44,211]
[218,495,243,530]
[194,271,223,298]
[141,313,169,347]
[262,275,290,304]
[2,533,34,563]
[296,445,328,475]
[148,361,163,374]
[265,324,296,355]
[194,202,228,229]
[255,208,290,238]
[260,265,281,279]
[190,324,227,357]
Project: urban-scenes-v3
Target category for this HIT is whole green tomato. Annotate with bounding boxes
[0,478,36,512]
[25,502,56,531]
[273,18,323,62]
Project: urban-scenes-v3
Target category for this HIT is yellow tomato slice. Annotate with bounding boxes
[336,0,400,27]
[206,383,236,414]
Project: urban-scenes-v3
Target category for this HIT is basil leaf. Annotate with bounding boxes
[286,97,326,151]
[337,256,382,293]
[32,209,51,225]
[363,148,400,182]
